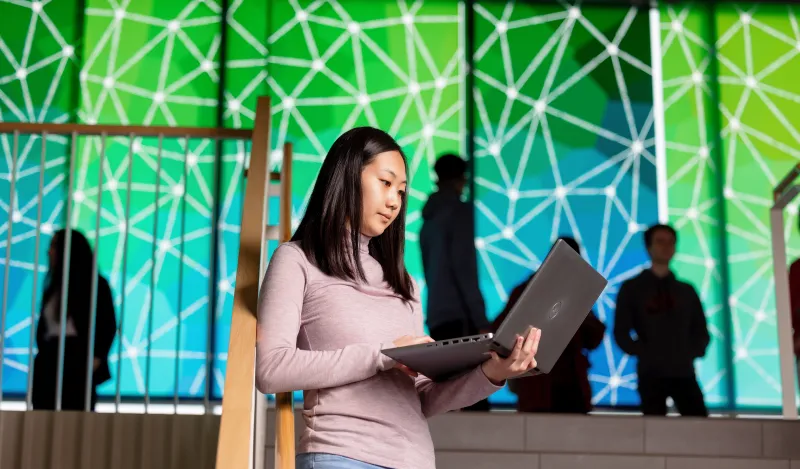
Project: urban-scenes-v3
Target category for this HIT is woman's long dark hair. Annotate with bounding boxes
[43,229,96,321]
[291,126,414,301]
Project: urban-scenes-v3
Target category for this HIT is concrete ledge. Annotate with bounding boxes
[526,414,644,454]
[644,417,763,457]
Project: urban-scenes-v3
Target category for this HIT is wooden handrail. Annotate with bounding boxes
[274,142,295,469]
[215,96,272,469]
[0,122,252,139]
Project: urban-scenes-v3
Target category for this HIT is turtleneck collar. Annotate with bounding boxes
[357,232,371,254]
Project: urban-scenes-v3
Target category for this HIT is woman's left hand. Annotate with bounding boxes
[481,327,541,385]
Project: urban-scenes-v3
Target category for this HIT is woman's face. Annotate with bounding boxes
[360,150,407,237]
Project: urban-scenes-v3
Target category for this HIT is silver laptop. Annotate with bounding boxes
[381,239,608,381]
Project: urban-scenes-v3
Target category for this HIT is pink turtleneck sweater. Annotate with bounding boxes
[255,236,501,469]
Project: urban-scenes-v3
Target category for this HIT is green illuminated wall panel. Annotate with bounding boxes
[0,0,79,394]
[716,4,800,408]
[659,4,730,407]
[266,0,465,286]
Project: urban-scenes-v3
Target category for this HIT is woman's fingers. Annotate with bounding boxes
[507,336,523,363]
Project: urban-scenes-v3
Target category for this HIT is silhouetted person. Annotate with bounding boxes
[32,229,117,411]
[420,153,490,411]
[492,237,606,413]
[786,216,800,386]
[614,224,710,417]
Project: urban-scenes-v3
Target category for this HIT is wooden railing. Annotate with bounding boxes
[0,95,298,468]
[214,98,296,469]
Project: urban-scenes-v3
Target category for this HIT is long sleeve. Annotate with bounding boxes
[449,204,489,331]
[613,281,641,356]
[410,286,501,417]
[255,244,395,395]
[579,310,606,351]
[94,277,117,359]
[789,260,800,343]
[688,286,710,358]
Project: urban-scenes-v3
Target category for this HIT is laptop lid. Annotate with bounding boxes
[492,239,608,374]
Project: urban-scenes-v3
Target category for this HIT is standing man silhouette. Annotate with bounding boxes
[614,224,710,416]
[420,153,491,411]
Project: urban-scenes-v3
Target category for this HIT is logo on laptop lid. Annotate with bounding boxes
[549,301,562,319]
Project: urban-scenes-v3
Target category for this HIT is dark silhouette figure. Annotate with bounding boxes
[32,229,117,411]
[614,224,710,417]
[420,153,491,411]
[491,237,606,413]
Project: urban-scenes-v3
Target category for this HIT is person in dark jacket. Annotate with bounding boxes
[32,229,117,411]
[614,224,710,417]
[420,153,490,411]
[492,237,606,413]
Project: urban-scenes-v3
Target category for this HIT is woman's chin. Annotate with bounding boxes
[362,224,387,238]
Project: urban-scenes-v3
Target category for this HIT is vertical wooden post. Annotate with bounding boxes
[274,142,295,469]
[215,96,272,469]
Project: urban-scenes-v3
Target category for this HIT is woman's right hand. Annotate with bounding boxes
[390,335,434,377]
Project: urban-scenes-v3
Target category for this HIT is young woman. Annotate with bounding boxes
[256,127,541,469]
[32,229,117,411]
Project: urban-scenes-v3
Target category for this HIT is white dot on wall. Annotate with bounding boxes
[555,186,567,199]
[114,9,125,20]
[506,87,518,100]
[296,10,308,21]
[312,59,324,71]
[118,222,126,233]
[736,347,748,359]
[228,99,240,111]
[74,190,85,202]
[671,20,683,32]
[745,76,757,89]
[724,187,734,199]
[687,208,698,220]
[132,141,142,152]
[631,140,643,155]
[534,100,546,114]
[508,189,519,201]
[607,44,618,56]
[699,146,709,158]
[605,186,616,198]
[282,97,294,109]
[103,76,114,89]
[496,21,507,34]
[423,124,434,138]
[409,81,420,94]
[154,92,165,103]
[435,77,447,89]
[705,258,715,269]
[31,1,42,13]
[236,152,245,163]
[201,60,213,72]
[168,20,180,32]
[729,297,738,307]
[187,154,198,167]
[107,179,118,190]
[159,240,172,252]
[740,13,751,25]
[502,227,514,239]
[219,279,232,293]
[357,94,370,106]
[730,118,740,131]
[11,211,22,223]
[42,223,53,234]
[63,45,74,57]
[628,221,639,233]
[609,375,621,388]
[348,22,360,34]
[475,238,486,249]
[692,72,703,84]
[402,14,413,25]
[569,7,580,19]
[488,143,500,156]
[16,69,27,80]
[172,184,184,196]
[755,310,767,322]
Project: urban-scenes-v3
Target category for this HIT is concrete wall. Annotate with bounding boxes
[264,410,800,469]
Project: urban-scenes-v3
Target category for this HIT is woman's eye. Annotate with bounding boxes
[381,179,391,186]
